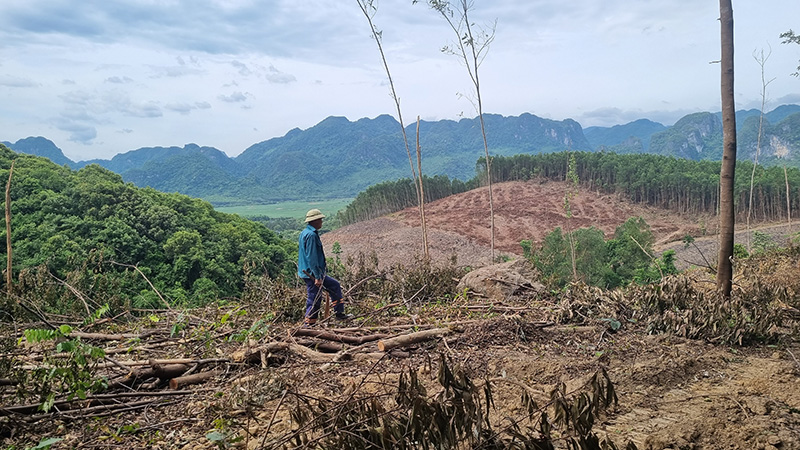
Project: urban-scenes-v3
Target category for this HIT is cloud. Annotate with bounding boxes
[775,93,800,104]
[51,115,97,144]
[218,91,248,103]
[577,106,699,127]
[231,60,251,76]
[265,65,296,84]
[105,76,134,84]
[165,101,212,115]
[0,1,364,63]
[0,75,39,88]
[147,64,204,79]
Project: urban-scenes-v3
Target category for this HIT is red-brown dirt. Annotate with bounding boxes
[323,180,710,268]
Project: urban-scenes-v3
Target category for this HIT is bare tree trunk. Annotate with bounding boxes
[426,0,496,260]
[416,117,429,258]
[716,0,737,297]
[785,164,792,229]
[356,0,427,252]
[5,160,14,298]
[747,48,774,252]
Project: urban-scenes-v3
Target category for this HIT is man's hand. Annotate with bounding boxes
[314,277,323,287]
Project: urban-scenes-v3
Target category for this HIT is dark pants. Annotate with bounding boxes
[304,276,344,324]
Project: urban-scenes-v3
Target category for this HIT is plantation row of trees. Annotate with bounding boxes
[339,151,800,228]
[0,144,297,314]
[337,175,477,225]
[481,151,800,222]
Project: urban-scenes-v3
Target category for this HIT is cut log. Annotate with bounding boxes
[289,328,388,345]
[377,328,451,352]
[294,339,343,353]
[169,369,222,390]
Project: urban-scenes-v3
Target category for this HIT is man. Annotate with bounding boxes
[297,208,351,326]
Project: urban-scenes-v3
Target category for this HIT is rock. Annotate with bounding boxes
[457,259,544,301]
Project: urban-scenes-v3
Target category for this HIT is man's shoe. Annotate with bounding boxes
[334,312,354,321]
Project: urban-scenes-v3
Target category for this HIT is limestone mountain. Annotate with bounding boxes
[4,106,800,205]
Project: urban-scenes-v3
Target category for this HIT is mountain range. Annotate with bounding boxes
[5,104,800,205]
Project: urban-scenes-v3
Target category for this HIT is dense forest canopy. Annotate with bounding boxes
[0,144,297,313]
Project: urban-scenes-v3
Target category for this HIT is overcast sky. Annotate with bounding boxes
[1,0,799,162]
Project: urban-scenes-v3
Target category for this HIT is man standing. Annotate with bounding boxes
[297,209,351,326]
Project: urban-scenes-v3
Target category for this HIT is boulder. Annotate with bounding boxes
[457,259,544,301]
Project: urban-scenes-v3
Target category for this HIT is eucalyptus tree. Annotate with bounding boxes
[717,0,737,297]
[746,48,775,251]
[418,0,497,259]
[356,0,429,257]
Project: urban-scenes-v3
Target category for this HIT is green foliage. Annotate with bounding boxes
[780,29,800,76]
[28,437,63,450]
[16,323,107,411]
[0,145,297,315]
[530,217,658,289]
[752,230,777,254]
[733,243,749,259]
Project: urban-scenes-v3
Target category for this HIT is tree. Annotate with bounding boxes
[716,0,737,297]
[780,29,800,76]
[421,0,497,259]
[746,47,775,252]
[356,0,428,257]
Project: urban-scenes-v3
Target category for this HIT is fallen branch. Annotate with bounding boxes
[289,328,388,345]
[377,328,452,352]
[464,304,532,312]
[233,342,333,365]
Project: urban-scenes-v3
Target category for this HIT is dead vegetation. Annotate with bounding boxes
[1,246,800,449]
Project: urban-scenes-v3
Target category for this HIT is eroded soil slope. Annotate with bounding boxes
[324,180,707,267]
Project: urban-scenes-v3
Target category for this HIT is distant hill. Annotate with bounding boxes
[4,105,800,206]
[584,119,667,152]
[1,136,73,167]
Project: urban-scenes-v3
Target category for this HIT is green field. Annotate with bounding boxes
[215,198,354,218]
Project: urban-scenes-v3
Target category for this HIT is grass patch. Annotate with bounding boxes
[215,198,354,218]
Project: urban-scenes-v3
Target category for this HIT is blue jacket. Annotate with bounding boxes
[298,224,326,279]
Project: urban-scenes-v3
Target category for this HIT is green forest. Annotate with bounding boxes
[0,144,297,314]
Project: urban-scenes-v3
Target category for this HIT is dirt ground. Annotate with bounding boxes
[323,180,711,269]
[2,179,799,449]
[3,307,798,449]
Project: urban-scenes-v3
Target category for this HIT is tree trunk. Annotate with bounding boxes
[377,328,451,352]
[417,117,429,258]
[5,160,13,298]
[716,0,737,297]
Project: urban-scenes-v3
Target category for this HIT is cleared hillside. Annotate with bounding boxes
[323,180,708,268]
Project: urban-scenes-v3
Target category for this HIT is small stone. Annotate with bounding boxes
[771,351,782,359]
[767,435,781,446]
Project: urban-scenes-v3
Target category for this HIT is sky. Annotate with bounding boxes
[1,0,799,162]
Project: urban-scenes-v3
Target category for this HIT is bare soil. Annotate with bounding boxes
[323,180,711,268]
